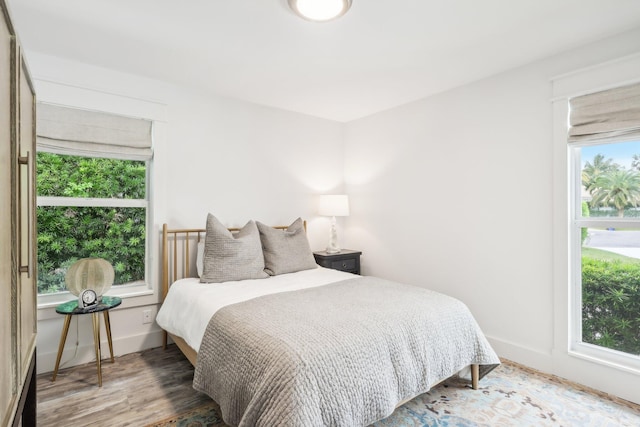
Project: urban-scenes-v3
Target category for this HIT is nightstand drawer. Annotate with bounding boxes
[313,249,362,275]
[331,259,356,271]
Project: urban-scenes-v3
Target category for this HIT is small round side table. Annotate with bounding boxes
[51,295,122,387]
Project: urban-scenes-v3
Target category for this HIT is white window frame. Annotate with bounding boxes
[36,152,153,308]
[568,140,640,373]
[550,53,640,403]
[30,77,168,313]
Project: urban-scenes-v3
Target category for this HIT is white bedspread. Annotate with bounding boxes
[156,266,359,352]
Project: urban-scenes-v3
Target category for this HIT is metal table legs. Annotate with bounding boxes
[52,310,115,387]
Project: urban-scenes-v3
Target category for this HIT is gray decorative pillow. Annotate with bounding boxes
[257,217,317,276]
[200,214,269,283]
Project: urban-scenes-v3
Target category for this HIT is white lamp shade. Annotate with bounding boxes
[65,257,115,297]
[318,195,350,217]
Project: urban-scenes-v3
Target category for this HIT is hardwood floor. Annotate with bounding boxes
[37,345,210,426]
[38,344,640,426]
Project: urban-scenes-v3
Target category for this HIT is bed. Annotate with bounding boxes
[156,216,500,426]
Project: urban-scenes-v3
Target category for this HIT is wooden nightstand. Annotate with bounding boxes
[313,249,362,275]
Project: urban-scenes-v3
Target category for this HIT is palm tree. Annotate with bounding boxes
[590,169,640,217]
[582,154,620,194]
[632,154,640,172]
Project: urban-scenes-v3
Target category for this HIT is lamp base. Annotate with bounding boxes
[326,216,340,254]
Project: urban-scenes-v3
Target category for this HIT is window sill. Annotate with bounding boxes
[570,343,640,376]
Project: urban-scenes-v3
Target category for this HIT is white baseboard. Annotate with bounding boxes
[486,335,640,404]
[486,335,554,373]
[37,329,165,375]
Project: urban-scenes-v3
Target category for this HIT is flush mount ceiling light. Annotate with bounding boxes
[288,0,352,22]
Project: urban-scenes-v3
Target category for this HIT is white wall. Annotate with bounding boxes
[30,52,345,374]
[343,27,640,404]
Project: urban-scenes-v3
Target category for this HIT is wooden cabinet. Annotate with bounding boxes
[1,1,37,426]
[0,4,14,423]
[313,249,362,275]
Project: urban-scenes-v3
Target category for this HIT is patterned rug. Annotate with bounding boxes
[146,360,640,427]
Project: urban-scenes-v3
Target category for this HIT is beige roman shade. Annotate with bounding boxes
[36,103,153,160]
[568,81,640,143]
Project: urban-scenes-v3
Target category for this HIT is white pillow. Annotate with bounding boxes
[196,241,205,277]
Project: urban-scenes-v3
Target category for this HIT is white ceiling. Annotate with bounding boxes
[8,0,640,122]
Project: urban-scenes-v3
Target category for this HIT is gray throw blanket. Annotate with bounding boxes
[193,277,500,427]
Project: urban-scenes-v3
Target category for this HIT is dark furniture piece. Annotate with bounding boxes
[313,249,362,275]
[12,352,36,427]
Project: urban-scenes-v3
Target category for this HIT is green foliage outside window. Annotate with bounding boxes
[580,147,640,356]
[37,152,145,199]
[582,256,640,356]
[37,152,147,294]
[582,152,640,217]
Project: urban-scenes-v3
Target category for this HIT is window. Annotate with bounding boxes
[35,103,153,298]
[568,81,640,367]
[571,140,640,362]
[552,55,640,400]
[36,153,148,294]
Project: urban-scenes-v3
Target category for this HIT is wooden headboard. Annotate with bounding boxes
[161,224,205,301]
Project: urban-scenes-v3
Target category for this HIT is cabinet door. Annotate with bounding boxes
[0,2,16,426]
[18,48,36,388]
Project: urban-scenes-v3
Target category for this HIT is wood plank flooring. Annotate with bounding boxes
[37,345,210,427]
[38,344,640,426]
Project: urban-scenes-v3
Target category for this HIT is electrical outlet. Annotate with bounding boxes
[142,309,153,324]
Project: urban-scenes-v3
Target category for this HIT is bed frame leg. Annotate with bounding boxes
[163,331,167,350]
[471,364,479,390]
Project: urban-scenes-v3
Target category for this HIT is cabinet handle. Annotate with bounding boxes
[18,152,31,277]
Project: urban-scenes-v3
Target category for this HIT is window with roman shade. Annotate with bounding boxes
[35,103,152,297]
[551,53,640,401]
[567,81,640,365]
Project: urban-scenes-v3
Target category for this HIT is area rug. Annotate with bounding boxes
[146,360,640,426]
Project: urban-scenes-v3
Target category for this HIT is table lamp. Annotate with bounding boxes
[65,257,115,307]
[318,194,350,253]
